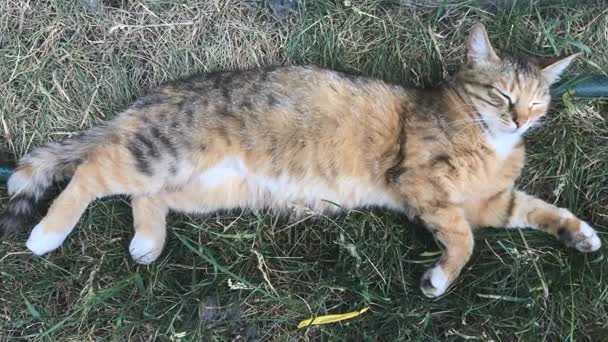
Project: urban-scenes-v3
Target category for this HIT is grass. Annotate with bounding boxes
[1,0,607,340]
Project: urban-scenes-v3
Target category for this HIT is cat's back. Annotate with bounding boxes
[132,65,405,124]
[119,65,408,165]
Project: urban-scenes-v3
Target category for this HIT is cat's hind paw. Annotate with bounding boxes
[129,232,164,264]
[26,223,69,256]
[420,265,449,298]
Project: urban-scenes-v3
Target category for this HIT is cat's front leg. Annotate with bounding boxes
[469,189,601,253]
[129,196,169,264]
[418,205,474,298]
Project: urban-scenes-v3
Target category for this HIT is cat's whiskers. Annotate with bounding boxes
[446,117,490,129]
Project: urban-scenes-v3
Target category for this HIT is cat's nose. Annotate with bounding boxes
[514,117,528,128]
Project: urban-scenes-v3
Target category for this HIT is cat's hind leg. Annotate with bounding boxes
[127,176,258,264]
[26,161,104,255]
[129,196,168,264]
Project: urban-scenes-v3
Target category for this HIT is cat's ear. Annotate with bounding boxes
[467,23,499,65]
[541,53,580,84]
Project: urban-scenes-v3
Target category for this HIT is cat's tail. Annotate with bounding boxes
[0,127,107,236]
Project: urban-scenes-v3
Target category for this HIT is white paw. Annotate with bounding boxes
[575,222,601,253]
[129,233,163,265]
[26,223,70,256]
[7,171,31,195]
[420,264,449,298]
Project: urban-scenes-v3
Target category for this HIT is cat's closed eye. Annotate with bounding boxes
[529,101,543,108]
[493,88,513,104]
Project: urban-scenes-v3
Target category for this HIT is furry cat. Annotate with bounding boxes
[0,23,600,298]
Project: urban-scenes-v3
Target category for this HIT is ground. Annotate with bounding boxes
[1,0,607,340]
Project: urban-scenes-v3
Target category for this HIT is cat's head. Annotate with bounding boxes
[454,23,578,135]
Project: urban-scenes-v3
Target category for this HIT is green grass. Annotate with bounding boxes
[1,0,608,340]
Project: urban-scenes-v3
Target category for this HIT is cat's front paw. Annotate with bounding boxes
[129,231,164,264]
[420,264,450,298]
[558,221,601,253]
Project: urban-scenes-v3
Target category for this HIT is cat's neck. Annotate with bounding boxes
[484,130,522,159]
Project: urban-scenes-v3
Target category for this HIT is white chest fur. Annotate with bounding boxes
[485,131,522,160]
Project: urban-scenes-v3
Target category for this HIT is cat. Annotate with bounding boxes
[0,23,600,298]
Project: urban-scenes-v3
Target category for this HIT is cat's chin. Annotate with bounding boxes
[501,127,520,135]
[490,126,521,137]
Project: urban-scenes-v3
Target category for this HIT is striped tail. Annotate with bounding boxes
[0,128,106,236]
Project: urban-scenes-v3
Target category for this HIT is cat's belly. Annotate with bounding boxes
[163,157,401,214]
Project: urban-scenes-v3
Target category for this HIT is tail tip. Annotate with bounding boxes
[0,192,37,239]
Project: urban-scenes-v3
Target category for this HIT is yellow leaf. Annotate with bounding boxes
[297,307,369,328]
